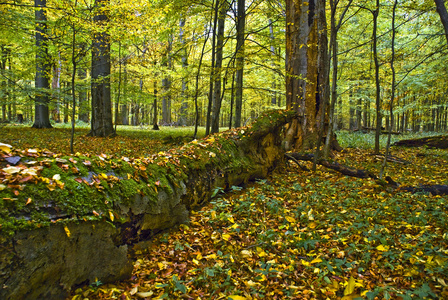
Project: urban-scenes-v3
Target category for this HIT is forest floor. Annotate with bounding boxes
[2,124,448,299]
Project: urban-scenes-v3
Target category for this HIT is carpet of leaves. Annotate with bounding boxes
[71,146,448,300]
[0,125,198,157]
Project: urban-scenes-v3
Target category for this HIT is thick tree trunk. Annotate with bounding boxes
[285,0,328,150]
[89,0,114,137]
[434,0,448,45]
[234,0,246,128]
[33,0,52,129]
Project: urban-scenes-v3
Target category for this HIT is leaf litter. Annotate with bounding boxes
[70,145,448,300]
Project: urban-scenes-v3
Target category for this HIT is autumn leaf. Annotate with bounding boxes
[64,225,71,238]
[228,295,247,300]
[344,276,356,296]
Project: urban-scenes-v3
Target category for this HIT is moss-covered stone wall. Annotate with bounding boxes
[0,109,295,299]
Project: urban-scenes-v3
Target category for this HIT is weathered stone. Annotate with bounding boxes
[0,109,296,299]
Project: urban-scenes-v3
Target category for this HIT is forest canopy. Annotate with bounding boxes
[0,0,447,138]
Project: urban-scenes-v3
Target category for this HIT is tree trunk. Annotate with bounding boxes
[78,67,89,122]
[179,19,188,126]
[285,0,328,150]
[373,0,381,154]
[434,0,448,45]
[89,0,114,137]
[162,37,172,125]
[269,19,277,106]
[33,0,52,129]
[211,1,228,134]
[234,0,246,128]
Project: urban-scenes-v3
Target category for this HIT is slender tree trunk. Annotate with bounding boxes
[78,67,89,122]
[179,19,189,126]
[33,0,52,129]
[89,0,114,137]
[269,19,277,105]
[194,26,211,139]
[234,0,246,128]
[70,8,77,154]
[379,0,397,179]
[152,77,159,130]
[211,1,228,134]
[206,0,219,135]
[162,37,172,125]
[373,0,381,154]
[115,41,122,131]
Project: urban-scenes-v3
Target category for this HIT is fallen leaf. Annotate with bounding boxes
[64,225,71,238]
[344,276,356,296]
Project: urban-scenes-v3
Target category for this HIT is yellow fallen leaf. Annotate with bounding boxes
[0,184,6,191]
[99,173,108,180]
[285,216,296,223]
[52,174,61,181]
[228,295,247,300]
[206,254,217,260]
[311,257,322,264]
[206,137,215,143]
[26,198,32,205]
[64,225,71,238]
[222,233,231,241]
[344,276,356,296]
[0,145,11,153]
[109,211,114,221]
[308,222,317,229]
[376,245,389,251]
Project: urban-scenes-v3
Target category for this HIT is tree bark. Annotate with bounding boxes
[373,0,381,154]
[89,0,114,137]
[179,19,189,126]
[434,0,448,45]
[32,0,52,129]
[234,0,246,128]
[284,0,328,150]
[211,1,228,134]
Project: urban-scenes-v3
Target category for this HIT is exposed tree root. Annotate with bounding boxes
[286,153,448,195]
[286,153,377,179]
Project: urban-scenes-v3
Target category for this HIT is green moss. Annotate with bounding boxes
[1,110,290,237]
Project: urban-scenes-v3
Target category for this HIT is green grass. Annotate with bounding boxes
[336,130,445,150]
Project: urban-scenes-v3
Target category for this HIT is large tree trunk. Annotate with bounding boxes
[89,0,114,137]
[434,0,448,45]
[234,0,246,128]
[33,0,52,129]
[284,0,328,150]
